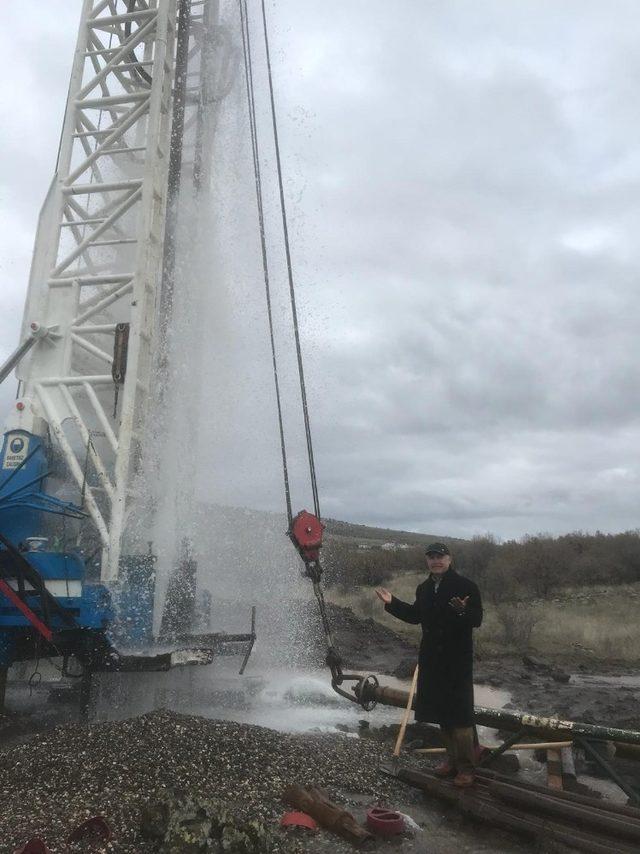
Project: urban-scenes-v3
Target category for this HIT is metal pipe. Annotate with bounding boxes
[476,767,640,821]
[87,9,156,28]
[76,92,149,109]
[0,323,51,386]
[64,179,142,196]
[157,0,192,340]
[414,740,574,754]
[359,682,640,746]
[576,736,640,804]
[396,768,638,854]
[489,780,640,843]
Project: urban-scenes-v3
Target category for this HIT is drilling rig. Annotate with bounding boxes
[0,0,255,713]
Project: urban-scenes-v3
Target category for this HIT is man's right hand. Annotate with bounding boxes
[375,587,392,605]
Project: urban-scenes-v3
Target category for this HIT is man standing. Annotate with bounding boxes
[376,542,482,787]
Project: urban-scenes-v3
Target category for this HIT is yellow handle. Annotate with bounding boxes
[393,664,419,758]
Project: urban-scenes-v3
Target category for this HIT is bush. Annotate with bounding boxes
[495,604,538,651]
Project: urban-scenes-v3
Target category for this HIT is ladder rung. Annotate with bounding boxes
[64,179,142,195]
[61,218,106,227]
[88,238,138,247]
[76,92,148,110]
[101,146,146,155]
[88,10,156,29]
[115,61,154,71]
[49,273,133,287]
[84,47,122,57]
[73,130,119,138]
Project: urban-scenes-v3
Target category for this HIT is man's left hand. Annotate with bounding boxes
[449,595,469,614]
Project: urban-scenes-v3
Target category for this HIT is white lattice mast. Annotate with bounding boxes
[12,0,180,582]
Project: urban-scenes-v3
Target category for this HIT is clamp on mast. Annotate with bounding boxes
[0,323,58,388]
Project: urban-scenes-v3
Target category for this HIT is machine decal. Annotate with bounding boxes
[3,434,29,469]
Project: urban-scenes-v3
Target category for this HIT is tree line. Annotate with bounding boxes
[325,530,640,601]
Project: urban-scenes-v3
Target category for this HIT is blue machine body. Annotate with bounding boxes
[0,430,48,544]
[0,429,115,667]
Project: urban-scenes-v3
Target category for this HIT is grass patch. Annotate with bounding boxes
[328,578,640,662]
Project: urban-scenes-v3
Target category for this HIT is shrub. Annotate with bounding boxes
[495,604,538,651]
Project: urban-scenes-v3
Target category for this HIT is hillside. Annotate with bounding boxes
[324,517,467,548]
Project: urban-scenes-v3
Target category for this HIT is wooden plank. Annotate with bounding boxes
[547,748,563,790]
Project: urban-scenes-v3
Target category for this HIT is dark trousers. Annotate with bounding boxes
[440,726,476,773]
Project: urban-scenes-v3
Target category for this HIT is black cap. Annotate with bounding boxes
[425,542,450,556]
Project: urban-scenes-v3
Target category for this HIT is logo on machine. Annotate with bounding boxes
[2,433,30,469]
[10,437,25,454]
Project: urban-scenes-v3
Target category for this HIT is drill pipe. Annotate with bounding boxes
[360,684,640,746]
[489,780,640,845]
[397,768,638,854]
[477,767,640,821]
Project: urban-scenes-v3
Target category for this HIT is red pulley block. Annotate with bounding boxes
[289,510,324,562]
[366,806,405,836]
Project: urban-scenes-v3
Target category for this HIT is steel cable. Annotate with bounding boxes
[258,0,321,519]
[238,4,355,691]
[238,0,292,524]
[239,0,321,522]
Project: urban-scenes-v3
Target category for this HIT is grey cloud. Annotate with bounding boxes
[3,1,640,542]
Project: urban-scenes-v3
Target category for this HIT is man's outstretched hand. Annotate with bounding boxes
[375,587,392,605]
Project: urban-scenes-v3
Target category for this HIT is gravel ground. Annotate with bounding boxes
[0,709,425,853]
[4,604,624,853]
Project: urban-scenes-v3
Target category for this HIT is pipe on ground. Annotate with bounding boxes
[360,683,640,748]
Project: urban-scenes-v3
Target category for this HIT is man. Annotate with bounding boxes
[375,542,482,787]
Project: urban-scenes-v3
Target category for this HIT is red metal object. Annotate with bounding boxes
[13,841,51,854]
[366,806,405,836]
[280,811,318,831]
[0,578,53,642]
[66,816,112,844]
[289,510,324,562]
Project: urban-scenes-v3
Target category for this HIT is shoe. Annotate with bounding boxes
[434,762,457,779]
[453,771,475,788]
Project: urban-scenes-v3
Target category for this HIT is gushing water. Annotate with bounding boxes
[117,0,326,725]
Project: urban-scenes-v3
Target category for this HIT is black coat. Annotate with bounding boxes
[385,568,482,728]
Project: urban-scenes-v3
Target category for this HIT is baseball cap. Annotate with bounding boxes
[425,542,450,556]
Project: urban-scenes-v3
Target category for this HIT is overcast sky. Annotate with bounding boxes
[2,1,640,542]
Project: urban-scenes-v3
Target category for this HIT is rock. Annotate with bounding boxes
[522,655,551,672]
[392,657,417,679]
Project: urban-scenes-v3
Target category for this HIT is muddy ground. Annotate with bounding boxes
[1,602,638,853]
[328,602,640,732]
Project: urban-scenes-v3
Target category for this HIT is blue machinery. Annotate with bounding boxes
[0,1,257,713]
[0,427,255,712]
[0,429,112,664]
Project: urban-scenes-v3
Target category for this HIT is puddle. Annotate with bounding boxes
[91,650,512,734]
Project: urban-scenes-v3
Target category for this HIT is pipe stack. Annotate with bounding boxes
[396,765,640,853]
